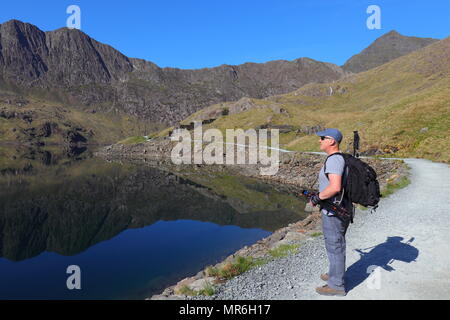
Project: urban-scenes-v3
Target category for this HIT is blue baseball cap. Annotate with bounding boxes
[315,128,343,143]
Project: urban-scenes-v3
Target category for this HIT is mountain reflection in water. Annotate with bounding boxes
[0,145,308,299]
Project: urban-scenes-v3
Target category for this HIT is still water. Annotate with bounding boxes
[0,145,308,299]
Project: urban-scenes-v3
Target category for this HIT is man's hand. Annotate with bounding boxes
[310,194,321,206]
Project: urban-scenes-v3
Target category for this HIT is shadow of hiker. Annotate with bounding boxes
[345,236,418,292]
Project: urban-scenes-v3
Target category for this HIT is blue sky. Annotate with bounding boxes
[1,0,449,69]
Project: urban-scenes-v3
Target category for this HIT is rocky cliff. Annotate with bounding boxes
[0,19,348,125]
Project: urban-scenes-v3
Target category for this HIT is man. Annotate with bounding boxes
[309,128,351,296]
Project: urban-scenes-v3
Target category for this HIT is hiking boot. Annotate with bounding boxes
[315,285,346,296]
[320,273,329,281]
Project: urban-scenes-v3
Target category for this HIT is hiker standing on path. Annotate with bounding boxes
[309,128,353,296]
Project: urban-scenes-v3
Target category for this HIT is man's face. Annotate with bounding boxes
[319,136,335,151]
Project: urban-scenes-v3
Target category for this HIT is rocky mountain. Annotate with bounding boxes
[164,36,450,163]
[0,19,347,125]
[343,30,438,73]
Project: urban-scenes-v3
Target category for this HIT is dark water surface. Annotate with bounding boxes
[0,145,308,299]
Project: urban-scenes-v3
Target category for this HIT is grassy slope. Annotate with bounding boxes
[156,37,450,163]
[0,93,165,145]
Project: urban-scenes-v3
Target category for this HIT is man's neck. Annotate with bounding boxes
[326,149,340,156]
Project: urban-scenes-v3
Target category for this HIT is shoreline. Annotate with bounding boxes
[93,139,410,300]
[193,158,448,300]
[151,210,324,300]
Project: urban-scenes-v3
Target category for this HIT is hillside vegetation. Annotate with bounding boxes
[0,91,164,145]
[160,37,450,163]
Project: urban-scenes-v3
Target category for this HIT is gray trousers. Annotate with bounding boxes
[322,213,350,290]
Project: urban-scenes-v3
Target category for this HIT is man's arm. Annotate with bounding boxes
[309,174,342,206]
[309,155,345,206]
[319,174,342,200]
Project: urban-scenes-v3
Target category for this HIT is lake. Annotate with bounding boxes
[0,145,308,299]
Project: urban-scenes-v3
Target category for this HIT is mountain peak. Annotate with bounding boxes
[49,26,85,34]
[1,19,38,30]
[384,30,401,36]
[2,19,24,26]
[343,31,439,73]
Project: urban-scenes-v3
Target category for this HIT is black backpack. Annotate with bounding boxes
[324,153,381,209]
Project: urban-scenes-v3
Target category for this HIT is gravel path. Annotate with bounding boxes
[195,158,450,300]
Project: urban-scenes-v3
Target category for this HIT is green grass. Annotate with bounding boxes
[198,281,216,296]
[205,245,301,283]
[356,204,369,211]
[205,266,220,277]
[117,136,148,145]
[177,280,216,297]
[268,244,300,258]
[381,176,411,198]
[310,232,323,238]
[178,285,197,296]
[205,256,269,280]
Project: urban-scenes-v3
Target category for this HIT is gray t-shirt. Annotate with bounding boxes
[319,154,349,216]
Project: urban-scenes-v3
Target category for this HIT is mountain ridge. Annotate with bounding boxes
[0,19,347,125]
[0,19,445,148]
[165,35,450,163]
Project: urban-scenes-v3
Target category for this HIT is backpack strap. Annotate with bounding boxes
[323,152,347,205]
[323,152,344,179]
